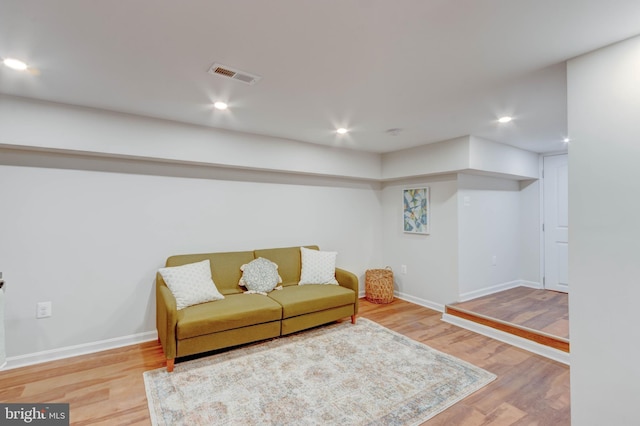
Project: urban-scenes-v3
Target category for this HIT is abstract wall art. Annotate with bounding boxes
[403,187,429,234]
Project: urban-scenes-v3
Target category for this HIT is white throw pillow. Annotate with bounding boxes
[299,247,339,285]
[239,257,283,295]
[158,259,224,310]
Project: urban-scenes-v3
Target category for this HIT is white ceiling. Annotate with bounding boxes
[1,1,640,154]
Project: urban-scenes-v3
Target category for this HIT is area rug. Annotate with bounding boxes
[144,318,496,425]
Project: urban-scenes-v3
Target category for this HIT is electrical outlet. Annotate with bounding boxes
[492,255,497,266]
[401,265,407,274]
[37,301,52,319]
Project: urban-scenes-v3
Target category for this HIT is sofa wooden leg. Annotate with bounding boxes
[167,358,175,373]
[351,314,357,324]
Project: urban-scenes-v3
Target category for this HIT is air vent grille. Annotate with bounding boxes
[208,63,262,85]
[213,66,235,77]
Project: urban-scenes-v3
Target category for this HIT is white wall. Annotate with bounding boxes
[0,157,382,361]
[457,174,521,300]
[382,137,470,180]
[568,35,640,425]
[469,136,539,179]
[382,135,539,181]
[380,175,459,309]
[381,173,539,307]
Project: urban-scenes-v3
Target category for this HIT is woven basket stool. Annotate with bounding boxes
[365,267,394,304]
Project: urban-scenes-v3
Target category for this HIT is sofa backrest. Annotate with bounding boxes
[254,245,319,286]
[161,245,321,294]
[164,250,255,295]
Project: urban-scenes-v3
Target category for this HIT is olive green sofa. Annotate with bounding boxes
[156,245,359,372]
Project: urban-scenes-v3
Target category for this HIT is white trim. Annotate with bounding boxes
[539,154,546,289]
[360,292,445,313]
[519,280,543,289]
[441,313,570,365]
[395,292,445,313]
[458,280,521,302]
[458,280,543,302]
[2,330,158,371]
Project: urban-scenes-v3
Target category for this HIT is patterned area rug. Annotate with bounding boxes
[144,318,496,425]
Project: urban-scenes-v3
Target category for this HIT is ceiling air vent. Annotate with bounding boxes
[207,63,262,85]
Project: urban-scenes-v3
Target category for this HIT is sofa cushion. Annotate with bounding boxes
[267,285,355,319]
[176,294,282,340]
[166,251,255,295]
[299,246,339,285]
[158,259,225,310]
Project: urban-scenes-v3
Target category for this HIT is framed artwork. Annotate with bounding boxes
[403,187,430,234]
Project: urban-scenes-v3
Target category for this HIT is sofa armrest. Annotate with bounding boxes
[335,267,359,314]
[156,273,178,360]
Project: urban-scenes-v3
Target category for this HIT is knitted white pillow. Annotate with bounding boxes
[239,257,283,295]
[299,247,339,285]
[158,259,224,310]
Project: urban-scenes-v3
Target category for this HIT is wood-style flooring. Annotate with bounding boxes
[448,287,569,339]
[0,298,570,425]
[445,287,569,352]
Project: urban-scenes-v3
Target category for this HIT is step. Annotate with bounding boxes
[444,305,570,353]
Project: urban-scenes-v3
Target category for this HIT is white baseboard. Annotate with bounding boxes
[395,292,445,313]
[520,280,543,289]
[2,330,158,371]
[458,280,542,302]
[441,313,570,365]
[360,291,444,313]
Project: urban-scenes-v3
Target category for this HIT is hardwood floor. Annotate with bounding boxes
[447,287,569,339]
[0,299,570,425]
[360,299,570,425]
[0,342,166,425]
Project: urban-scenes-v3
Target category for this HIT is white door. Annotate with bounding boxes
[543,154,569,292]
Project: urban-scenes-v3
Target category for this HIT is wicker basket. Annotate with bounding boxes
[365,267,394,304]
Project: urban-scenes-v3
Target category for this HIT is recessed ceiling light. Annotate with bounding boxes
[336,128,348,135]
[563,137,571,143]
[497,116,512,123]
[213,101,228,110]
[3,58,28,71]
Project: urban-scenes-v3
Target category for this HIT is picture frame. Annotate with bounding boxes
[403,187,430,234]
